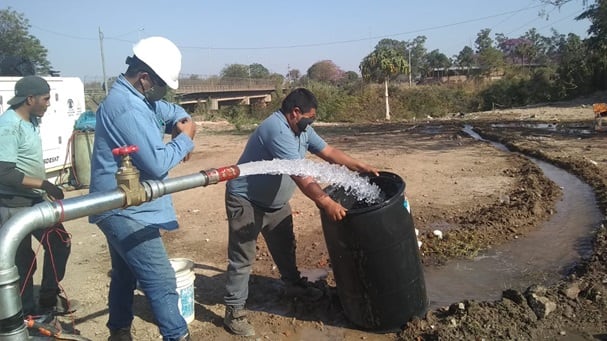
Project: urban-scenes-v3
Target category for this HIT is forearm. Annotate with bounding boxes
[21,176,45,189]
[293,176,334,210]
[318,146,367,172]
[0,161,27,189]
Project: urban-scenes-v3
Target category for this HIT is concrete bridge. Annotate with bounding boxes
[176,78,281,110]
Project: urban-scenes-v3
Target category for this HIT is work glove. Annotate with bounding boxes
[41,180,64,200]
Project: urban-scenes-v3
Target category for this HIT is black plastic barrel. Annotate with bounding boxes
[320,171,427,332]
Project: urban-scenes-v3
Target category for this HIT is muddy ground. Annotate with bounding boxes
[47,96,607,340]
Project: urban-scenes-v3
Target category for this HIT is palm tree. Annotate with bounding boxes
[360,47,408,120]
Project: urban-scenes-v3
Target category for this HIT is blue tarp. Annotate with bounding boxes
[74,110,96,131]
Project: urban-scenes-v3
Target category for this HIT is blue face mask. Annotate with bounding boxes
[297,117,315,133]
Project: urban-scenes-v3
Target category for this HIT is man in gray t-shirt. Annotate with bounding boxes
[223,88,379,336]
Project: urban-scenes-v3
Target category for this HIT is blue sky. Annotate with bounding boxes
[4,0,590,82]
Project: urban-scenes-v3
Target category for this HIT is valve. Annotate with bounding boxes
[112,145,146,207]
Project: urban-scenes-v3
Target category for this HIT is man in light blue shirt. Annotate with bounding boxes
[0,75,75,319]
[223,88,379,336]
[89,37,195,341]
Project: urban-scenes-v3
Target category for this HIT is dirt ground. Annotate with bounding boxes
[47,96,607,340]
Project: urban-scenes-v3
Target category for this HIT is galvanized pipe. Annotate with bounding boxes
[0,166,239,340]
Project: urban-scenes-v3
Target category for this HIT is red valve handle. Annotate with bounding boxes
[112,145,139,156]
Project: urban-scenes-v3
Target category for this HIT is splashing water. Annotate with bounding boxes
[237,159,381,204]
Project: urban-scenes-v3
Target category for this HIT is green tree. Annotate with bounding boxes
[475,28,494,52]
[220,63,249,78]
[307,60,344,83]
[0,8,52,75]
[425,49,451,79]
[475,28,504,76]
[371,36,426,81]
[286,68,300,82]
[409,36,428,80]
[360,46,408,120]
[574,0,607,89]
[248,63,270,78]
[555,33,592,96]
[456,46,475,76]
[577,0,607,50]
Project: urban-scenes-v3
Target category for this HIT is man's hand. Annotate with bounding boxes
[321,199,347,222]
[175,118,196,139]
[172,118,196,162]
[41,180,64,201]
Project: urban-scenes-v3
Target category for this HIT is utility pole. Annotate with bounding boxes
[408,48,412,87]
[98,27,108,96]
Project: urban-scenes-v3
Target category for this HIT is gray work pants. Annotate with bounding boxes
[224,192,300,308]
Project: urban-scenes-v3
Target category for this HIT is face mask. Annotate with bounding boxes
[297,117,315,133]
[144,84,167,102]
[140,79,167,102]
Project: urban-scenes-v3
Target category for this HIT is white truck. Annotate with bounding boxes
[0,76,86,184]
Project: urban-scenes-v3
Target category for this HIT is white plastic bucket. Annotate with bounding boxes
[169,258,195,324]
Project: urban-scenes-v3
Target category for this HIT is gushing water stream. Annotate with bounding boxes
[237,159,381,204]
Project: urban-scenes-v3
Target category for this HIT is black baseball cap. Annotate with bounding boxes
[7,76,50,106]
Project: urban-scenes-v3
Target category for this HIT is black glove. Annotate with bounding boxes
[41,180,64,200]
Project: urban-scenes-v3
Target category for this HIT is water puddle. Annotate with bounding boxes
[490,122,594,136]
[424,127,604,309]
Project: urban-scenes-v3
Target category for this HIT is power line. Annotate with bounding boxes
[181,4,546,50]
[30,4,544,51]
[30,25,140,43]
[535,10,585,32]
[505,6,558,35]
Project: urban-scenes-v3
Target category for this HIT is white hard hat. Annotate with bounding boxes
[132,36,181,89]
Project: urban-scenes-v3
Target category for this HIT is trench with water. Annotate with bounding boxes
[424,126,604,309]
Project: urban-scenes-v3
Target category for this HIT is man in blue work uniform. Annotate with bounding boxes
[0,75,76,320]
[223,88,379,336]
[89,36,195,341]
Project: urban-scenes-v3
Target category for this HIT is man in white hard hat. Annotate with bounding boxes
[89,36,195,341]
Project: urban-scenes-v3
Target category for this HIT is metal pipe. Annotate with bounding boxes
[0,166,239,340]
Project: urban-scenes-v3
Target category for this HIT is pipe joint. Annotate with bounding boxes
[201,165,240,185]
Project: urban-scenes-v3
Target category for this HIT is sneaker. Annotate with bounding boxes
[39,295,80,315]
[283,277,324,301]
[224,306,255,337]
[108,327,132,341]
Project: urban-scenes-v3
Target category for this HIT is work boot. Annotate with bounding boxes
[224,305,255,336]
[283,277,324,301]
[39,294,80,315]
[108,327,132,341]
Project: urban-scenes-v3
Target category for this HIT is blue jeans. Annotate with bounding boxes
[0,206,71,315]
[96,215,187,341]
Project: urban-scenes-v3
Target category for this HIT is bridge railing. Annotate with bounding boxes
[176,78,280,93]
